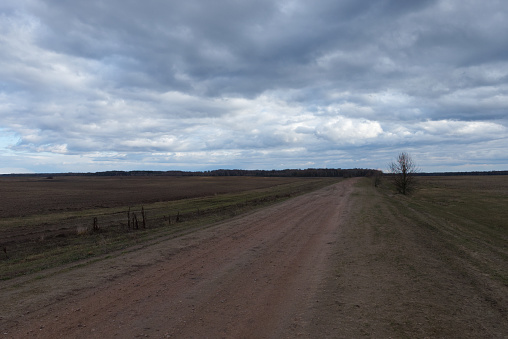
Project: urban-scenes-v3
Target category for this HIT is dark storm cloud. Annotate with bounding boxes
[26,0,446,96]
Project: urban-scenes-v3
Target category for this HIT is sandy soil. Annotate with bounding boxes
[1,178,507,338]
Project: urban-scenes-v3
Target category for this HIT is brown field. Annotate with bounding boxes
[1,175,507,338]
[0,176,308,218]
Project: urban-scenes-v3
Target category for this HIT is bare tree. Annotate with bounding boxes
[389,152,418,195]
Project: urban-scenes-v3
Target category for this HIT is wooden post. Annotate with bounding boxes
[133,213,138,229]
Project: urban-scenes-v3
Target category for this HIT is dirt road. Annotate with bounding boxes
[2,179,355,338]
[2,178,507,338]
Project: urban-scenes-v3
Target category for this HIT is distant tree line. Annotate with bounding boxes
[197,168,381,177]
[3,169,507,178]
[415,170,508,176]
[0,168,382,178]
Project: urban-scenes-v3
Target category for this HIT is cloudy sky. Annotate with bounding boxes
[1,0,507,174]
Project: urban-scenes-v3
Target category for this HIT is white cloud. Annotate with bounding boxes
[418,120,506,137]
[315,117,383,144]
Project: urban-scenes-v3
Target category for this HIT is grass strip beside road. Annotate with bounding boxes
[0,178,340,280]
[311,176,508,338]
[403,176,508,286]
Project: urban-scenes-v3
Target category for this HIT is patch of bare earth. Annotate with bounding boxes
[2,178,507,338]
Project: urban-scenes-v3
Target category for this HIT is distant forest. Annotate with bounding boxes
[2,168,380,178]
[2,168,507,178]
[415,170,508,176]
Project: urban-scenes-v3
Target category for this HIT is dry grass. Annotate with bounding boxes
[311,176,508,338]
[387,175,508,285]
